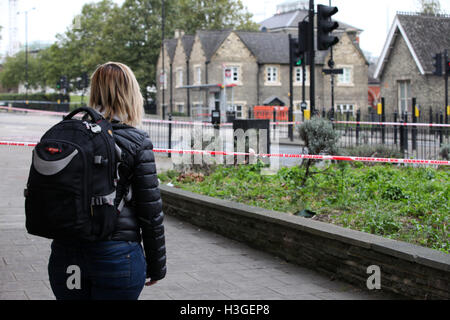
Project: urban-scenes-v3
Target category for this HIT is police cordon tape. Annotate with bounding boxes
[2,105,450,128]
[1,140,449,166]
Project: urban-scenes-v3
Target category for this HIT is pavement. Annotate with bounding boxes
[0,111,397,300]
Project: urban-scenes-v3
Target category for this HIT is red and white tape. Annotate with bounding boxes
[2,106,450,128]
[1,140,448,166]
[0,105,67,116]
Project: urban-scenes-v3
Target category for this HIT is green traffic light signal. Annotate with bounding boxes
[296,58,302,66]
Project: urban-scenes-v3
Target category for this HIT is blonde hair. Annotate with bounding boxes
[89,62,143,127]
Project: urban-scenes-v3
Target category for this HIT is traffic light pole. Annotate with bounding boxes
[446,50,449,124]
[309,0,315,116]
[288,34,294,141]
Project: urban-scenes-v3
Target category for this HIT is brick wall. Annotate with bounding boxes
[161,185,450,299]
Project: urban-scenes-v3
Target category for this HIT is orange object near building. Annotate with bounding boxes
[253,106,289,121]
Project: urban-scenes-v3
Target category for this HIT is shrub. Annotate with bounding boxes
[296,117,340,185]
[341,144,404,159]
[440,143,450,160]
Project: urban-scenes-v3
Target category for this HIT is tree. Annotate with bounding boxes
[417,0,441,14]
[0,51,41,89]
[3,0,259,95]
[175,0,259,33]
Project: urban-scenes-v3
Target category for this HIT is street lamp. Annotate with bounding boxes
[17,7,36,100]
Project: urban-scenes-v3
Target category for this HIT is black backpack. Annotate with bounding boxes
[24,107,127,241]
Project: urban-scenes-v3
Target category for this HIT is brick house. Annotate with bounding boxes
[156,9,368,119]
[374,13,450,119]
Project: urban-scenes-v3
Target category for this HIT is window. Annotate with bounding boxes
[195,66,202,84]
[233,105,243,118]
[336,104,354,115]
[337,67,352,85]
[294,67,307,83]
[266,66,278,83]
[398,81,411,114]
[160,70,167,90]
[177,69,183,87]
[176,104,184,114]
[224,66,240,83]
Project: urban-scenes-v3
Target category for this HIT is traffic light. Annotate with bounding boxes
[290,38,303,67]
[290,21,311,67]
[56,80,61,90]
[433,52,442,76]
[317,4,339,51]
[82,72,89,89]
[445,53,450,76]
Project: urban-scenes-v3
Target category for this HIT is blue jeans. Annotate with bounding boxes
[48,240,146,300]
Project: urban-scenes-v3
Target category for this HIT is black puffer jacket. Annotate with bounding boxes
[110,123,166,281]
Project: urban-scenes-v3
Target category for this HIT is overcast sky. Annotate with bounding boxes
[1,0,450,58]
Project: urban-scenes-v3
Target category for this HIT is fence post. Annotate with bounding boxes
[330,106,335,129]
[440,111,444,147]
[381,97,386,144]
[168,113,172,158]
[393,111,398,145]
[273,108,277,140]
[356,109,360,145]
[403,111,408,156]
[429,107,433,135]
[322,108,326,118]
[412,98,417,151]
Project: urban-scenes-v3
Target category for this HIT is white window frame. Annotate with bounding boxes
[337,66,353,86]
[397,80,411,114]
[336,103,355,116]
[175,103,185,114]
[293,66,309,86]
[229,101,247,119]
[194,65,202,85]
[160,69,168,90]
[265,65,281,86]
[176,68,184,88]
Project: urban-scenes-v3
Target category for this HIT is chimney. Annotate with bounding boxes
[174,29,185,39]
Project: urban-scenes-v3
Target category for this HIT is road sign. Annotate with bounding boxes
[159,72,165,84]
[322,68,343,75]
[300,102,307,111]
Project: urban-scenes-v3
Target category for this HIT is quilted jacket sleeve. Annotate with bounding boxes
[132,136,166,281]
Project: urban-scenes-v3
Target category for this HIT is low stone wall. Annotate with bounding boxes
[160,185,450,300]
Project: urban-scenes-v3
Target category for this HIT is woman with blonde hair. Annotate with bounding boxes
[47,62,166,300]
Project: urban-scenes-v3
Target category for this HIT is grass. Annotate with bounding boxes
[159,162,450,254]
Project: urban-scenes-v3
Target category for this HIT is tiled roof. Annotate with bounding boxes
[197,30,232,61]
[164,29,353,65]
[163,39,178,62]
[181,35,195,59]
[236,31,290,64]
[397,14,450,74]
[259,9,361,32]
